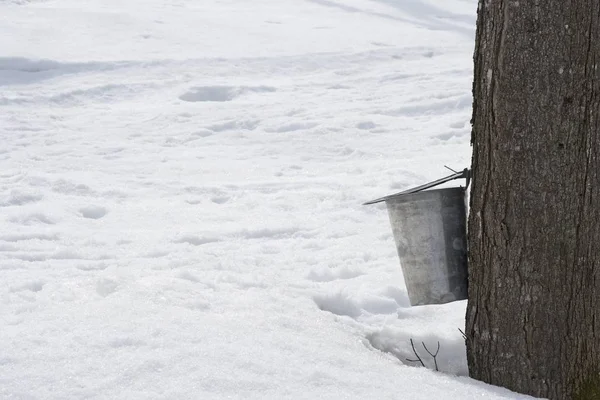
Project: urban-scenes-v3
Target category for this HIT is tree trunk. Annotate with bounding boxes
[467,0,600,399]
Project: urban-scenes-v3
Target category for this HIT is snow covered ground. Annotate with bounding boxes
[1,0,536,398]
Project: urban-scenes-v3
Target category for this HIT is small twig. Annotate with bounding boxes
[444,165,459,173]
[458,328,467,340]
[406,338,425,367]
[422,341,440,371]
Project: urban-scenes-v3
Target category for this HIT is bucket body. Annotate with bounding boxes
[385,187,467,306]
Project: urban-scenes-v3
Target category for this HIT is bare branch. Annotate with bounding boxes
[422,341,440,371]
[406,338,425,367]
[422,341,440,357]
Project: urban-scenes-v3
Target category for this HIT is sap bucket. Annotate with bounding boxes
[364,169,470,306]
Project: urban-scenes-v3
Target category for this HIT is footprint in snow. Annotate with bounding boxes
[0,191,43,207]
[79,205,108,219]
[177,271,200,283]
[449,121,467,129]
[313,291,361,319]
[434,132,465,141]
[10,280,45,293]
[266,122,318,133]
[179,85,275,102]
[174,235,220,246]
[206,119,260,132]
[9,212,55,225]
[0,232,59,242]
[306,266,364,282]
[76,262,109,271]
[356,121,377,130]
[96,278,118,297]
[210,195,229,204]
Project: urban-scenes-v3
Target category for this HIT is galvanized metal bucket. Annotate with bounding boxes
[365,170,469,306]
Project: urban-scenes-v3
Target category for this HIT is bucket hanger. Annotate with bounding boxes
[363,168,470,205]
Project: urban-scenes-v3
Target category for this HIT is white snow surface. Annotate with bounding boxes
[1,0,537,399]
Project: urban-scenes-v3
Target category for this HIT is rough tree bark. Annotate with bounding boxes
[467,0,600,399]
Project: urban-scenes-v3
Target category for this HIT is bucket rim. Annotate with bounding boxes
[383,186,465,204]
